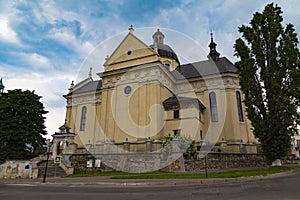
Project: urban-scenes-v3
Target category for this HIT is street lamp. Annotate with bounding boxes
[199,133,208,178]
[42,140,52,183]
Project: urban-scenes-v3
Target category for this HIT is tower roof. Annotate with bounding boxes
[149,28,179,63]
[152,27,165,44]
[208,32,220,60]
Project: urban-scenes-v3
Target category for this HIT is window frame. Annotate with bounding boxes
[80,106,87,131]
[236,91,245,122]
[209,92,218,122]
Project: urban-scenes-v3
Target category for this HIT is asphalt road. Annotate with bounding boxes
[0,171,299,200]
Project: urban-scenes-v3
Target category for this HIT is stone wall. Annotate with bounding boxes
[0,160,35,179]
[69,152,182,173]
[0,155,47,179]
[68,140,266,173]
[185,152,267,172]
[69,152,267,173]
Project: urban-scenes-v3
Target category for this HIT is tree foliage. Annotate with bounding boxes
[0,89,48,162]
[234,3,300,164]
[162,134,197,159]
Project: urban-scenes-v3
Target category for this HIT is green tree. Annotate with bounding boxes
[0,89,48,162]
[162,134,197,159]
[234,3,300,164]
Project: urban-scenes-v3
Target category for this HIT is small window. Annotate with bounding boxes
[209,92,218,122]
[164,62,170,70]
[236,91,244,122]
[173,110,179,119]
[80,106,87,131]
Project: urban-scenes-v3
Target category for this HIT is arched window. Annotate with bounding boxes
[236,91,244,122]
[209,92,218,122]
[80,106,87,131]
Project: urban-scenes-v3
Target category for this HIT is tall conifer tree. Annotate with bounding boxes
[234,3,300,164]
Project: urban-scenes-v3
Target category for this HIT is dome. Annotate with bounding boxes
[149,43,179,63]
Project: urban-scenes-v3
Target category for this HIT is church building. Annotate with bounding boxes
[60,26,257,156]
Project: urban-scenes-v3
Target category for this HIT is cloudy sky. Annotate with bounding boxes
[0,0,299,138]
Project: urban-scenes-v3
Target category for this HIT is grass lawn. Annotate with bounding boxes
[66,165,300,179]
[66,170,132,177]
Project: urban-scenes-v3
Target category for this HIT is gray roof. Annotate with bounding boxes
[163,95,206,111]
[70,80,102,95]
[173,57,237,79]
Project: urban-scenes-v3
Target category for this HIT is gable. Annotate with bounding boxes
[104,33,159,72]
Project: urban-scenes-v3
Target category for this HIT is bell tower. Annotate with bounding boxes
[208,32,220,60]
[152,25,165,45]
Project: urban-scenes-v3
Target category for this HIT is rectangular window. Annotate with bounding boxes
[80,106,87,131]
[174,110,179,119]
[236,91,245,122]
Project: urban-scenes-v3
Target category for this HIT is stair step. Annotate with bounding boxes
[37,160,67,178]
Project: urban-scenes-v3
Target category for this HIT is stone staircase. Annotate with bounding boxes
[37,160,67,178]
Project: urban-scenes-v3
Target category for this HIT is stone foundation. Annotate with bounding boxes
[185,152,267,172]
[69,152,268,173]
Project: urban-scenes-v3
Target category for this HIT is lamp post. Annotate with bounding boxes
[42,140,52,183]
[199,134,208,178]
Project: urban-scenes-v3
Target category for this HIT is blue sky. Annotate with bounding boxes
[0,0,299,137]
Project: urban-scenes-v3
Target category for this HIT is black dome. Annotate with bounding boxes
[150,43,179,63]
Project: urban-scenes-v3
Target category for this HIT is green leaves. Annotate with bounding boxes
[0,89,48,162]
[161,135,196,159]
[234,3,300,164]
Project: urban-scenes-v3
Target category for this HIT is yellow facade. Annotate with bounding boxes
[64,28,257,150]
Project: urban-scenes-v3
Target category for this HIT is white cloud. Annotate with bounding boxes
[0,17,20,45]
[1,0,300,140]
[149,0,300,63]
[1,67,74,137]
[44,107,66,138]
[12,52,53,70]
[48,27,95,56]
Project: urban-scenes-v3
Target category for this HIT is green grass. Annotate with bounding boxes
[110,166,300,179]
[65,170,132,177]
[66,165,300,179]
[66,170,168,178]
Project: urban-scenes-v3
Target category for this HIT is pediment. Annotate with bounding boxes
[104,32,159,72]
